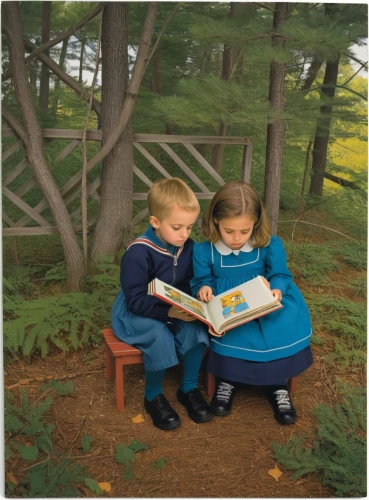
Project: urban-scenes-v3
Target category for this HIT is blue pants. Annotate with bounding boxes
[112,290,209,371]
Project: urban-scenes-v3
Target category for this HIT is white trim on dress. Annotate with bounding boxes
[210,330,313,353]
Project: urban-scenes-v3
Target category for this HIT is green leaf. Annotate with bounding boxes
[82,435,93,453]
[20,445,38,461]
[154,457,167,469]
[115,444,135,464]
[36,435,52,452]
[84,478,103,495]
[128,440,148,452]
[124,469,134,480]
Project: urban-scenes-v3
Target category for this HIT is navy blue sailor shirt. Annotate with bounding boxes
[120,225,195,323]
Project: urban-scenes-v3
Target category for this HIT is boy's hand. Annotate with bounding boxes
[168,306,196,322]
[271,289,282,301]
[197,286,214,302]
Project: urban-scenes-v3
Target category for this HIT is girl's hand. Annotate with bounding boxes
[168,306,196,322]
[197,286,214,302]
[271,289,282,301]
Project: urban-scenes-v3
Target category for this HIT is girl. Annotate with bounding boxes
[191,181,313,425]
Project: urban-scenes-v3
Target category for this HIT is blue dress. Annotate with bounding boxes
[111,226,209,372]
[191,236,313,384]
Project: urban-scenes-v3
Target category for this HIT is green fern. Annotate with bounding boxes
[3,292,103,357]
[271,383,366,497]
[305,292,366,367]
[284,242,341,285]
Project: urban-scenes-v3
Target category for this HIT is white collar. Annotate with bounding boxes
[214,239,254,256]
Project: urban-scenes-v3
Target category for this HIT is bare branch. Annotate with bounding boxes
[2,4,103,81]
[2,29,102,117]
[2,103,28,144]
[252,2,275,12]
[342,51,368,69]
[336,85,367,101]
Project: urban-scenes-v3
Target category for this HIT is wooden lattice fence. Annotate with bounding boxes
[2,128,252,237]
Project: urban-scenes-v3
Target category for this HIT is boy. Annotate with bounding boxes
[112,178,213,430]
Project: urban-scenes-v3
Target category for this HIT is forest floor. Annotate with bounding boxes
[4,219,366,498]
[5,336,353,498]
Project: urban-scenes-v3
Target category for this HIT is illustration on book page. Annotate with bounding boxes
[164,285,207,319]
[220,290,249,318]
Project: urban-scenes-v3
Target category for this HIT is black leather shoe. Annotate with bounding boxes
[211,380,236,416]
[144,394,181,430]
[266,385,296,425]
[176,388,213,423]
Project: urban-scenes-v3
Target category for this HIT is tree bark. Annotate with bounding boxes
[39,1,52,115]
[263,2,289,234]
[211,2,237,174]
[4,2,85,291]
[89,3,134,261]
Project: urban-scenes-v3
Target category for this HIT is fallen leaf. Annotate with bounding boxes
[46,375,54,380]
[314,381,322,387]
[98,482,111,492]
[268,465,283,481]
[6,473,18,485]
[35,376,44,381]
[19,379,30,385]
[132,413,145,423]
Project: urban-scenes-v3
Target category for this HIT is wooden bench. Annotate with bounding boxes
[103,328,297,410]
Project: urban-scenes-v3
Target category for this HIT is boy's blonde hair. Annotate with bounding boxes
[147,178,200,220]
[201,181,271,247]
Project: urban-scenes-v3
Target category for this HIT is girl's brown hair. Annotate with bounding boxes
[148,178,200,220]
[201,181,271,247]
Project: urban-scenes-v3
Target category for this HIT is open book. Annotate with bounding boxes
[148,276,282,337]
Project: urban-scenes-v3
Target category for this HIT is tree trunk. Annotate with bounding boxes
[79,38,86,84]
[89,3,134,261]
[4,2,85,291]
[300,56,323,92]
[39,1,52,116]
[309,59,340,195]
[263,2,289,234]
[150,46,162,94]
[211,2,237,174]
[309,3,341,196]
[52,36,69,119]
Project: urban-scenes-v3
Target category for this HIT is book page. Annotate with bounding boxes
[152,279,213,324]
[206,276,280,334]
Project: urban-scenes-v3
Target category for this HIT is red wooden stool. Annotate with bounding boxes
[205,371,297,398]
[102,328,143,411]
